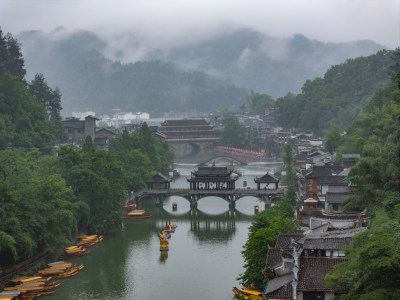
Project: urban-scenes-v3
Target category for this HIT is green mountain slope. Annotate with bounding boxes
[18,30,248,116]
[274,50,393,136]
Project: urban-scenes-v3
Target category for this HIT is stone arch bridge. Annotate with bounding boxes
[133,188,285,208]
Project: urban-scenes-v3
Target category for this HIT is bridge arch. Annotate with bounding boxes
[199,156,247,166]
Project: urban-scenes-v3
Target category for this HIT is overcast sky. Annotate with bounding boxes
[0,0,399,49]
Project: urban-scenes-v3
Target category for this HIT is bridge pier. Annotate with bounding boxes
[190,201,198,208]
[156,195,165,207]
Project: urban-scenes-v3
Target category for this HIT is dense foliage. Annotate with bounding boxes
[324,70,400,298]
[0,150,82,266]
[242,92,274,113]
[108,123,174,191]
[0,29,66,150]
[219,116,248,149]
[274,50,393,136]
[0,30,175,268]
[238,186,298,287]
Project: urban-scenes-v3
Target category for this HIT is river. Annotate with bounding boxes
[43,160,282,300]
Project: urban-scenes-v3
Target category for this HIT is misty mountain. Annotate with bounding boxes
[18,29,248,116]
[18,28,386,116]
[145,29,386,97]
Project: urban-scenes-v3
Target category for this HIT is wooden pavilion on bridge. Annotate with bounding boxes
[187,166,237,190]
[146,173,171,190]
[254,173,279,190]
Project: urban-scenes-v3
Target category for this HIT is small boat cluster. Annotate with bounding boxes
[0,235,104,299]
[0,261,83,300]
[232,286,263,299]
[158,221,177,251]
[59,234,103,259]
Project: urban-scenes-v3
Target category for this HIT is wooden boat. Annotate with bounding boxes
[233,286,263,299]
[124,204,137,211]
[123,210,152,219]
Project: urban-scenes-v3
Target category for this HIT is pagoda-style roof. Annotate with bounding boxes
[146,173,171,183]
[161,119,210,127]
[254,173,279,183]
[192,166,232,177]
[187,166,237,183]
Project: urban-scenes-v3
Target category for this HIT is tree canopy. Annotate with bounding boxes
[274,50,393,136]
[238,186,297,287]
[219,116,248,149]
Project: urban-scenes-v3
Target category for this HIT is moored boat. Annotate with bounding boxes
[123,210,152,219]
[233,286,263,299]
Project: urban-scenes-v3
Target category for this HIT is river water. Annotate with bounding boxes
[43,160,282,300]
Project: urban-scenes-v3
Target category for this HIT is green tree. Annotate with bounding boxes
[281,145,297,186]
[245,91,274,113]
[220,116,248,148]
[0,30,26,79]
[57,145,127,233]
[325,209,400,299]
[325,124,341,154]
[239,187,297,287]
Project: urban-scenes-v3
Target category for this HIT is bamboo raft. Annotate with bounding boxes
[59,234,103,259]
[76,235,104,248]
[38,261,84,279]
[1,261,85,299]
[3,276,59,299]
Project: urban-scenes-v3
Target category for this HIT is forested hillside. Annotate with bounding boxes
[324,66,400,299]
[18,30,248,116]
[274,50,393,136]
[0,30,174,267]
[0,29,65,151]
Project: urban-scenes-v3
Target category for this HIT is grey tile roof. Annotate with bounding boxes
[146,172,170,183]
[193,167,231,176]
[300,227,366,250]
[326,192,353,204]
[318,176,347,185]
[306,165,344,178]
[275,233,304,248]
[254,173,280,183]
[264,273,294,297]
[298,257,346,291]
[161,119,210,126]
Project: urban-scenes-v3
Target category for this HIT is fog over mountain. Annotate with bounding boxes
[17,26,386,115]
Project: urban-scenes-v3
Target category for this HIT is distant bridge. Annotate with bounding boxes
[133,188,285,208]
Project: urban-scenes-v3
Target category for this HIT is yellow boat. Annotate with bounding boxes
[233,286,263,299]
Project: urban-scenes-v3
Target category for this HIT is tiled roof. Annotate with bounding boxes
[275,233,304,248]
[303,237,353,250]
[161,119,210,126]
[265,248,284,270]
[254,173,279,183]
[318,176,347,185]
[306,165,344,178]
[300,227,366,250]
[264,273,294,299]
[326,192,353,204]
[194,167,231,176]
[298,257,346,291]
[62,119,84,129]
[146,173,170,183]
